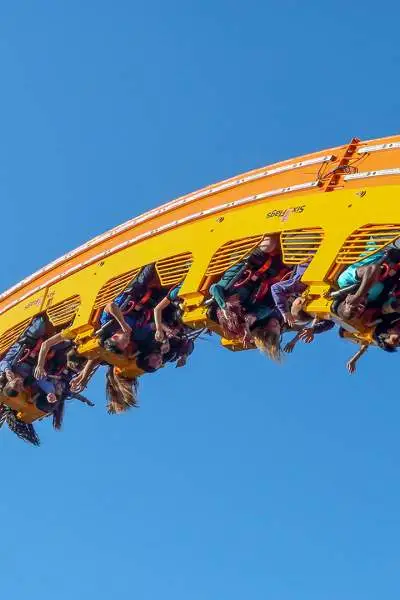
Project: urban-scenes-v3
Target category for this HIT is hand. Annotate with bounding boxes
[346,294,365,306]
[284,341,296,353]
[176,356,187,368]
[283,312,295,327]
[161,340,170,354]
[162,326,176,338]
[155,329,165,342]
[347,359,356,374]
[34,364,47,380]
[47,393,58,404]
[122,325,132,338]
[298,328,314,344]
[242,331,253,348]
[70,373,87,392]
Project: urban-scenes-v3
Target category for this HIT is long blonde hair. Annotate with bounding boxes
[106,367,138,414]
[252,327,282,363]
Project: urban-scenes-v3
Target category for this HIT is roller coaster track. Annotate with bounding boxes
[1,134,400,422]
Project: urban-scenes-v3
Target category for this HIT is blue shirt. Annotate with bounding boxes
[100,292,128,326]
[0,343,31,377]
[36,377,56,395]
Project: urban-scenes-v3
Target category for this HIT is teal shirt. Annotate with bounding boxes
[337,249,385,301]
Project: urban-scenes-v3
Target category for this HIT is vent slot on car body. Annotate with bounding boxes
[336,224,400,264]
[47,295,81,326]
[93,268,140,310]
[205,236,263,276]
[156,253,193,287]
[281,228,324,264]
[0,319,31,356]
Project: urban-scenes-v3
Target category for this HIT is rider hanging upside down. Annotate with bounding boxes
[0,316,59,407]
[335,245,400,321]
[208,235,289,340]
[0,315,94,443]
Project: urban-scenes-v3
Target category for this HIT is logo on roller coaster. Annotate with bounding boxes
[266,205,305,221]
[24,297,42,310]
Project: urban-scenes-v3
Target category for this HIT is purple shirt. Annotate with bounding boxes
[271,264,308,317]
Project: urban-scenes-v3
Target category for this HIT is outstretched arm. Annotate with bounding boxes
[284,333,301,353]
[70,359,98,392]
[69,393,95,407]
[346,343,369,374]
[154,297,171,342]
[271,265,308,326]
[104,302,132,336]
[297,318,335,344]
[0,343,26,378]
[348,265,381,303]
[34,332,64,379]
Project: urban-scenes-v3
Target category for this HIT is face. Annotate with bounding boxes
[226,295,241,308]
[386,331,400,347]
[342,297,365,319]
[266,318,281,334]
[110,331,130,351]
[9,377,24,393]
[161,340,170,354]
[259,235,278,253]
[148,353,163,369]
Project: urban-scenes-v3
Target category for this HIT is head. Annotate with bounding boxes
[66,348,87,373]
[259,234,279,254]
[216,300,247,340]
[377,339,398,353]
[252,318,282,362]
[336,297,365,321]
[103,331,130,354]
[381,329,400,348]
[3,383,19,398]
[136,352,163,372]
[290,296,311,323]
[105,367,138,414]
[4,376,25,395]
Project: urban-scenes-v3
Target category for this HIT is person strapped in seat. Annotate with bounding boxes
[0,315,57,403]
[98,263,160,355]
[208,235,289,340]
[335,242,400,321]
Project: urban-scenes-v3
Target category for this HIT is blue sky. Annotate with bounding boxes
[0,1,399,599]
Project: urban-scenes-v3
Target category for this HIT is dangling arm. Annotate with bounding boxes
[346,343,369,374]
[34,332,64,379]
[104,301,132,336]
[70,359,98,392]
